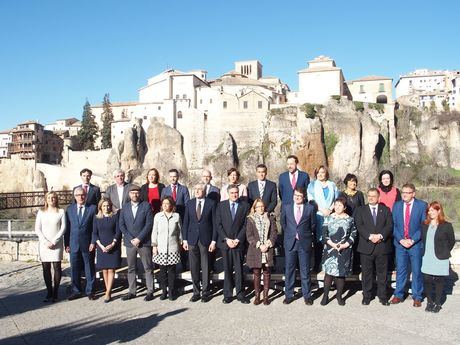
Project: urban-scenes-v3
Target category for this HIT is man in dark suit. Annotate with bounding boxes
[161,168,190,222]
[119,185,155,301]
[278,155,310,207]
[65,187,97,300]
[216,184,250,304]
[72,168,101,206]
[104,169,132,211]
[182,183,217,303]
[247,164,277,213]
[354,188,393,306]
[391,183,427,307]
[201,169,220,203]
[281,187,316,305]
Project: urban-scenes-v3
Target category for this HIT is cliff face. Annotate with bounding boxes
[2,102,459,194]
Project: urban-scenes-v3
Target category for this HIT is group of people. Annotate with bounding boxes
[34,156,456,313]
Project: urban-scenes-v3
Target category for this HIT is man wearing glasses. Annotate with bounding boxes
[391,183,427,307]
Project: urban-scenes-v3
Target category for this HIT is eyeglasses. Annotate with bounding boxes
[401,191,414,194]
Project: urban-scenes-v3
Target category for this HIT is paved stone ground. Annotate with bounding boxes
[0,261,459,345]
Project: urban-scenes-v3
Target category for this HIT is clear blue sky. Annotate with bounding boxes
[0,0,458,130]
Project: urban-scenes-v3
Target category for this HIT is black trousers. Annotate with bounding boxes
[222,248,244,298]
[423,273,446,305]
[159,264,176,294]
[360,253,389,300]
[189,242,210,296]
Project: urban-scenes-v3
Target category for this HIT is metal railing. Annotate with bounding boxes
[0,190,73,210]
[0,219,36,239]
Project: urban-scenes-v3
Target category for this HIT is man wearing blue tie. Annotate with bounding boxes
[281,187,316,305]
[391,183,427,307]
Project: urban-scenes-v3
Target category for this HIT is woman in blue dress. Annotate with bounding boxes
[92,198,121,302]
[320,196,357,306]
[421,201,455,313]
[307,165,339,272]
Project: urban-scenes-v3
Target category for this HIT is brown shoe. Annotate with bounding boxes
[390,297,403,304]
[253,294,261,305]
[413,300,422,307]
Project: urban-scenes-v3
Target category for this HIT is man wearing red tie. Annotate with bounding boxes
[161,169,190,224]
[391,183,427,307]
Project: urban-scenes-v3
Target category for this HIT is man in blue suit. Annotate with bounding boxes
[72,168,101,207]
[119,185,155,301]
[161,168,190,223]
[391,183,427,307]
[201,169,220,203]
[278,155,310,207]
[182,183,217,303]
[65,187,97,300]
[247,164,278,213]
[281,187,316,305]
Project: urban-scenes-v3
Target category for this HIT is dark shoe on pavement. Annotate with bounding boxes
[201,295,211,303]
[222,297,232,304]
[432,304,442,313]
[159,293,167,301]
[87,294,97,301]
[237,296,250,304]
[283,297,294,305]
[362,298,371,305]
[320,295,328,306]
[425,302,434,312]
[304,298,313,306]
[67,293,81,301]
[379,299,390,306]
[144,293,154,301]
[190,294,201,302]
[337,298,345,306]
[121,293,136,301]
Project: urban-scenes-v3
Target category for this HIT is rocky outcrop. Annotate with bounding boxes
[0,157,47,193]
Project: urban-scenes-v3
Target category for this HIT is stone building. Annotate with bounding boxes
[346,76,393,104]
[395,69,460,111]
[44,117,81,137]
[0,131,11,159]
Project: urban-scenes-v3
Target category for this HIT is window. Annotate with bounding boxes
[209,98,212,104]
[176,94,179,99]
[258,101,263,109]
[158,106,161,110]
[177,111,183,119]
[143,116,147,119]
[359,85,365,93]
[200,99,203,104]
[379,83,385,92]
[223,101,227,109]
[243,101,248,109]
[183,94,187,99]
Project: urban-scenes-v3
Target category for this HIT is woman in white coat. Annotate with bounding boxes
[35,191,66,302]
[152,196,182,301]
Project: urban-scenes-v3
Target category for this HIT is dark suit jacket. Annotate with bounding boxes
[118,201,154,247]
[161,183,190,220]
[64,204,97,253]
[354,203,393,255]
[206,184,221,203]
[247,179,278,213]
[393,198,427,248]
[215,199,250,251]
[139,183,165,203]
[104,182,132,210]
[278,170,310,205]
[281,202,316,252]
[72,183,101,207]
[421,222,455,260]
[182,198,217,246]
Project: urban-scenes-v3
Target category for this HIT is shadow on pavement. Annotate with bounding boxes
[0,308,187,345]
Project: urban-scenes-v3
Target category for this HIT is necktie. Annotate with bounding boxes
[404,203,411,239]
[259,182,264,198]
[291,173,297,190]
[231,202,236,221]
[172,185,177,201]
[83,185,88,194]
[372,207,377,225]
[295,206,301,239]
[78,206,83,223]
[196,201,202,220]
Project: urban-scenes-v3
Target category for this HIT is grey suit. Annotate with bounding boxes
[119,201,154,295]
[104,182,132,211]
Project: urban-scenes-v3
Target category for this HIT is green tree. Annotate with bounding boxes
[441,99,450,112]
[100,93,114,149]
[78,100,99,150]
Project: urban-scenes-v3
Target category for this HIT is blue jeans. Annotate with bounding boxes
[394,244,423,300]
[285,241,311,299]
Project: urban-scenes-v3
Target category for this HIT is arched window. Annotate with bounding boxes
[376,95,388,104]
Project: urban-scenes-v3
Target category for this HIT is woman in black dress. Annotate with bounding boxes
[92,198,121,302]
[339,173,365,216]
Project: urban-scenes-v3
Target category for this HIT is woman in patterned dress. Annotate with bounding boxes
[320,196,357,306]
[35,191,66,302]
[152,196,182,300]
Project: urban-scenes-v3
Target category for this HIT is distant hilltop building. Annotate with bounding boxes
[346,76,393,104]
[7,121,63,164]
[44,117,81,138]
[0,130,12,159]
[395,69,460,111]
